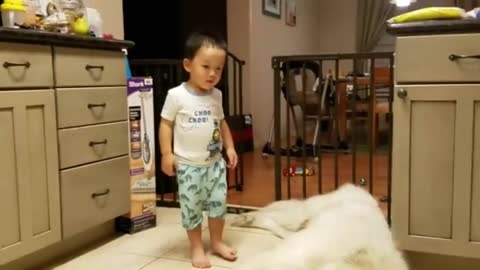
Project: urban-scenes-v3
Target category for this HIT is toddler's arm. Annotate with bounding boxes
[221,120,238,169]
[160,118,176,176]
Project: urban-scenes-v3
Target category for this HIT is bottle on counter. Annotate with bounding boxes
[1,0,26,28]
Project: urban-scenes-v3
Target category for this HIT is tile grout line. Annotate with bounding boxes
[156,255,234,269]
[137,256,160,270]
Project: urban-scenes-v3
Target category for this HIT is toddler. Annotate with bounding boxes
[159,30,238,268]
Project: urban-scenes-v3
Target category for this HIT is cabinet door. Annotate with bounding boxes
[392,85,480,259]
[0,90,60,265]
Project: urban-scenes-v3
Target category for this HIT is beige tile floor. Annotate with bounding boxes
[43,207,281,270]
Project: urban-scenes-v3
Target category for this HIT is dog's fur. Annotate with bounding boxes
[230,184,409,270]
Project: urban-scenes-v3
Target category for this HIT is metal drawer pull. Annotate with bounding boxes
[3,61,31,68]
[449,54,480,61]
[85,64,104,71]
[91,189,110,199]
[397,88,407,99]
[89,139,108,147]
[87,102,106,109]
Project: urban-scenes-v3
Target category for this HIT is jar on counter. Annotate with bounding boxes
[1,0,26,28]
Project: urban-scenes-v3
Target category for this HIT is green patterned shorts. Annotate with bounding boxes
[176,158,228,230]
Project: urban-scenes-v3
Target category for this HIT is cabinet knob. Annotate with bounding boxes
[397,88,407,99]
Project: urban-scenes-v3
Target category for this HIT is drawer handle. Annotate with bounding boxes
[89,139,108,147]
[397,88,407,99]
[3,61,31,68]
[449,54,480,61]
[87,102,106,109]
[91,189,110,199]
[85,64,104,71]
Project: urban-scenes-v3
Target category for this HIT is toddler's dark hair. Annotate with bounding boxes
[184,30,227,60]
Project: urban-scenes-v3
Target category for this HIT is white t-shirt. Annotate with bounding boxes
[161,82,225,167]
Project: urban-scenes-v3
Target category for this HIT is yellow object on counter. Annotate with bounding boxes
[388,7,465,23]
[73,16,89,35]
[1,0,26,11]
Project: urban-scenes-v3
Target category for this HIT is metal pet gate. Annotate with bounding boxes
[270,52,395,223]
[130,51,395,222]
[130,52,246,208]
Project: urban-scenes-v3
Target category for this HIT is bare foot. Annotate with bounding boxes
[211,241,238,261]
[191,245,211,268]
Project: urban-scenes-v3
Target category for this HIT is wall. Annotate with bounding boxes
[226,0,251,117]
[228,0,322,148]
[315,0,358,77]
[83,0,124,39]
[315,0,357,54]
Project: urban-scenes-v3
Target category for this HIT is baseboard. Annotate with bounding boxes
[1,221,119,270]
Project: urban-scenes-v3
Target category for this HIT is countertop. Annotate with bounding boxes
[0,27,134,50]
[386,19,480,36]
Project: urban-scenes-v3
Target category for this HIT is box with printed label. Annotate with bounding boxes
[116,77,157,233]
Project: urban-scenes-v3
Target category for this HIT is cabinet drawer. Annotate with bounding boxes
[0,43,52,89]
[54,47,125,87]
[396,34,480,83]
[56,87,127,128]
[60,156,129,238]
[58,121,129,169]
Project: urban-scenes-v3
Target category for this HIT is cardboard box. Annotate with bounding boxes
[116,77,157,233]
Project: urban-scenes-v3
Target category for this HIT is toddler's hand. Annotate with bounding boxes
[226,148,238,169]
[161,153,176,176]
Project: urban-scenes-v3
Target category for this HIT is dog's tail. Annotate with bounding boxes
[230,212,255,227]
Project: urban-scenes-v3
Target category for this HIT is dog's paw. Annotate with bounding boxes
[230,213,255,227]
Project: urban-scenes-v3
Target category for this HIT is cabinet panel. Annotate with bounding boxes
[56,87,127,129]
[58,121,129,169]
[60,156,130,238]
[0,107,21,248]
[54,47,125,87]
[26,105,51,235]
[0,90,60,265]
[0,43,53,89]
[471,102,480,242]
[409,101,455,239]
[392,85,480,258]
[396,34,480,83]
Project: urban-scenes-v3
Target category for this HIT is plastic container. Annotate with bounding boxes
[1,0,26,28]
[85,8,102,37]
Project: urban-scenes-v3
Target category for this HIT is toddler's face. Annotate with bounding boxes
[184,46,226,91]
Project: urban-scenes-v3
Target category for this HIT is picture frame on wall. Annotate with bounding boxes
[262,0,281,19]
[286,0,296,26]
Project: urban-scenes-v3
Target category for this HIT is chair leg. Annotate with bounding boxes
[289,106,303,146]
[375,113,380,149]
[266,116,275,145]
[312,119,320,156]
[328,116,336,144]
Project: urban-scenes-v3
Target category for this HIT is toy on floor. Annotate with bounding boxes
[283,166,315,177]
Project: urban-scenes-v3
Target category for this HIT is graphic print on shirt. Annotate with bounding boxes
[206,119,222,161]
[179,104,214,132]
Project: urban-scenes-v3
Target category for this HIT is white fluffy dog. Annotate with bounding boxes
[230,184,409,270]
